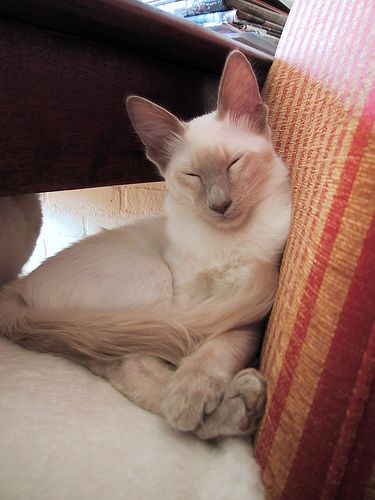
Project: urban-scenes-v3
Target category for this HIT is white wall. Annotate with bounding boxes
[25,183,166,273]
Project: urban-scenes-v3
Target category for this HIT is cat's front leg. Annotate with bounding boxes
[162,328,260,433]
[162,361,229,432]
[91,354,174,416]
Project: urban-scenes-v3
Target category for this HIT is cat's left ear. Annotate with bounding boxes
[126,96,185,174]
[217,51,270,135]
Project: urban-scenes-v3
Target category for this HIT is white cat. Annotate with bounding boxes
[0,51,291,439]
[0,194,42,285]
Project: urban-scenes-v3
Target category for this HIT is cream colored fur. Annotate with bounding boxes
[0,338,265,500]
[0,52,291,439]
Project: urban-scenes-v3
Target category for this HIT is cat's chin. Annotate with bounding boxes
[205,210,250,231]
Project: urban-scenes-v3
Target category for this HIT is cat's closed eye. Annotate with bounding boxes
[227,158,241,171]
[184,173,201,179]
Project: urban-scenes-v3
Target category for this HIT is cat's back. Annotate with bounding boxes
[18,215,173,311]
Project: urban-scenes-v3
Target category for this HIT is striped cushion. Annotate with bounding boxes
[256,0,375,498]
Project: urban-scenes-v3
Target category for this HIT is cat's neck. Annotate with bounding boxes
[165,197,246,259]
[164,183,290,265]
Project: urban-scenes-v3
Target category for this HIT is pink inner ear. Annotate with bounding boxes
[217,52,264,120]
[126,96,185,170]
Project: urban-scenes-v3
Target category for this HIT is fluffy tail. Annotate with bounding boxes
[0,269,278,366]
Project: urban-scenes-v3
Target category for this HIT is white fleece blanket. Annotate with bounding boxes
[0,339,264,500]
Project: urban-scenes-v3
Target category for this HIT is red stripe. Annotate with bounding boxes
[280,217,375,500]
[256,79,375,472]
[337,360,375,500]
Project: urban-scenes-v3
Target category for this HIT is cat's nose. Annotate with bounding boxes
[209,200,232,215]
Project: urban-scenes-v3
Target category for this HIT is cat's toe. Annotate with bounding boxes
[226,368,267,420]
[194,368,266,440]
[162,374,226,432]
[163,392,203,431]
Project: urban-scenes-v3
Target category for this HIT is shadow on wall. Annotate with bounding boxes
[24,183,166,274]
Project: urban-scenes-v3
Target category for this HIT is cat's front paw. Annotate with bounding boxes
[194,368,266,440]
[162,368,227,432]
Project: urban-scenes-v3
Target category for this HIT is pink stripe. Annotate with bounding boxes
[333,3,375,97]
[280,0,319,63]
[279,0,316,62]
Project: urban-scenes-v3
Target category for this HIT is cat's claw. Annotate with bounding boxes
[194,368,266,440]
[162,371,227,432]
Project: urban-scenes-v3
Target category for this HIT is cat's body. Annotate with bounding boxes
[0,52,291,439]
[0,194,42,286]
[20,217,172,311]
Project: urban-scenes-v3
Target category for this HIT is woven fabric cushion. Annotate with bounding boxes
[255,0,375,498]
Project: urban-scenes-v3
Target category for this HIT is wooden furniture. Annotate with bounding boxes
[0,0,272,195]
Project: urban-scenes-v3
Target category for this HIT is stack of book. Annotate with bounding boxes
[141,0,292,56]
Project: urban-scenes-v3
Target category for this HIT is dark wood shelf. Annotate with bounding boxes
[0,0,272,195]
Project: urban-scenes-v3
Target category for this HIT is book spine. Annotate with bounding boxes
[249,0,287,15]
[185,0,229,16]
[158,0,186,16]
[260,0,290,13]
[235,10,283,32]
[185,9,237,24]
[259,31,280,44]
[224,0,286,26]
[147,0,180,7]
[239,25,280,43]
[155,0,230,17]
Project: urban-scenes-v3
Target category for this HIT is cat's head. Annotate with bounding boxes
[126,51,286,229]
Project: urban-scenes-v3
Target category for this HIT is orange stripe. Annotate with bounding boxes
[257,75,375,476]
[261,61,359,406]
[280,217,375,500]
[279,81,375,499]
[260,79,350,385]
[257,100,353,473]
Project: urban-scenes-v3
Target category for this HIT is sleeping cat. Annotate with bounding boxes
[0,51,291,439]
[0,194,42,285]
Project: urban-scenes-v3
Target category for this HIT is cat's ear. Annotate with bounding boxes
[126,96,185,174]
[217,51,269,134]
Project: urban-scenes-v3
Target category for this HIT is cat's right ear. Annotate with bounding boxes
[217,51,270,134]
[126,96,185,174]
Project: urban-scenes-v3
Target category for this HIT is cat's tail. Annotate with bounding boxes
[0,268,277,366]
